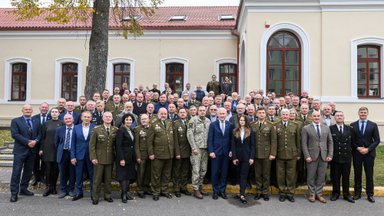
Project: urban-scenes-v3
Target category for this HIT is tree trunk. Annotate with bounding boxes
[84,0,110,100]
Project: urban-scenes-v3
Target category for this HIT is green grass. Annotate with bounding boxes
[0,129,13,147]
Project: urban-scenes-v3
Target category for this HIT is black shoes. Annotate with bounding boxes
[240,195,247,204]
[43,188,51,197]
[137,193,145,199]
[180,189,191,196]
[330,194,339,201]
[72,195,83,201]
[254,193,262,200]
[126,193,134,200]
[175,192,181,198]
[20,190,34,196]
[367,196,375,203]
[343,196,355,203]
[263,194,269,201]
[160,192,172,199]
[219,192,228,199]
[212,192,219,200]
[153,195,159,201]
[104,197,113,203]
[286,195,295,202]
[92,199,99,205]
[121,192,127,203]
[10,195,18,202]
[353,194,361,200]
[279,194,286,202]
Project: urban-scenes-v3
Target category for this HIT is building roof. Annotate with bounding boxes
[0,6,238,31]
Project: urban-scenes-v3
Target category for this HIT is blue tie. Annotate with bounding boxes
[64,128,72,150]
[360,121,365,135]
[316,125,320,138]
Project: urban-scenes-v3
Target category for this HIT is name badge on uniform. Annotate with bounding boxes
[98,134,106,141]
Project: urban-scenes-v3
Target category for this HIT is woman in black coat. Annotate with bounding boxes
[231,115,255,204]
[115,113,136,203]
[39,107,64,196]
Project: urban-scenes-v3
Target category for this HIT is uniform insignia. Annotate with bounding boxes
[155,124,161,132]
[189,123,193,128]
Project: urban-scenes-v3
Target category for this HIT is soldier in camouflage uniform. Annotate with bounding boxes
[89,112,118,205]
[148,108,174,201]
[250,107,277,201]
[134,114,151,198]
[172,108,192,197]
[187,106,211,199]
[275,109,301,202]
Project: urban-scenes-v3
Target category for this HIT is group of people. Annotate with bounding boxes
[9,75,380,205]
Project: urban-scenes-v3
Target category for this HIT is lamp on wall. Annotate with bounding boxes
[265,21,270,28]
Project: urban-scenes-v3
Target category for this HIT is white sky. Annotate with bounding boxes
[0,0,240,8]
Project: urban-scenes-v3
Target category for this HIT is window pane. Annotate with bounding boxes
[268,81,283,95]
[368,47,379,58]
[285,51,299,65]
[285,66,299,80]
[268,38,282,49]
[358,85,366,96]
[268,50,282,65]
[284,81,299,95]
[369,85,379,96]
[369,73,380,85]
[357,47,366,58]
[268,66,282,80]
[369,62,379,73]
[284,33,299,48]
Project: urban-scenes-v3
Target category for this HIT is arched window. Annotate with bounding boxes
[114,63,131,90]
[357,45,381,98]
[267,31,301,96]
[11,63,27,101]
[166,63,184,94]
[61,63,78,101]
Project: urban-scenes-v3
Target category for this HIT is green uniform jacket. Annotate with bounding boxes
[134,125,150,160]
[275,121,301,160]
[105,102,124,120]
[251,121,277,159]
[147,118,174,159]
[296,113,313,126]
[89,125,118,164]
[187,116,211,150]
[206,81,220,95]
[173,119,191,158]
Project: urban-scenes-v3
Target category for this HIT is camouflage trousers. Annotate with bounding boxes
[190,148,208,191]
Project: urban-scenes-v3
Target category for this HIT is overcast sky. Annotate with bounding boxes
[0,0,240,8]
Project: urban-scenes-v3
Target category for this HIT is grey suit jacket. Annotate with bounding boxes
[301,123,333,161]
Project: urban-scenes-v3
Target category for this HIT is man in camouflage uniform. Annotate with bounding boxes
[206,74,221,96]
[89,112,118,205]
[134,114,151,198]
[187,106,211,199]
[275,109,301,202]
[172,108,192,197]
[148,108,174,201]
[251,107,277,201]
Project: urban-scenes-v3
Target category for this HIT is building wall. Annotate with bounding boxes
[0,31,237,125]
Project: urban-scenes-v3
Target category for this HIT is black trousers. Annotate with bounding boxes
[10,151,36,196]
[330,160,351,196]
[45,161,59,190]
[352,151,375,196]
[237,161,250,196]
[33,151,45,182]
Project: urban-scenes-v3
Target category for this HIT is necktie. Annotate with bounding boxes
[64,128,72,149]
[339,125,343,134]
[139,103,142,108]
[284,122,287,128]
[106,127,110,136]
[162,121,166,128]
[42,114,46,124]
[316,125,320,138]
[303,115,306,121]
[271,117,274,122]
[259,122,262,129]
[26,119,33,136]
[69,111,72,115]
[221,121,225,135]
[360,121,365,135]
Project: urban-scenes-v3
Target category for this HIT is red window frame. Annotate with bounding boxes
[61,63,78,101]
[267,31,301,97]
[357,45,381,98]
[113,63,131,90]
[166,63,184,94]
[11,63,27,101]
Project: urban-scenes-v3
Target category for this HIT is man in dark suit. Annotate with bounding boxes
[133,93,147,116]
[208,107,233,200]
[329,111,354,203]
[350,106,380,203]
[56,114,76,198]
[31,102,50,186]
[10,104,41,202]
[70,111,95,201]
[59,101,81,125]
[302,111,333,203]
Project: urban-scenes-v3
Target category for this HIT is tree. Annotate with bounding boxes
[11,0,162,100]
